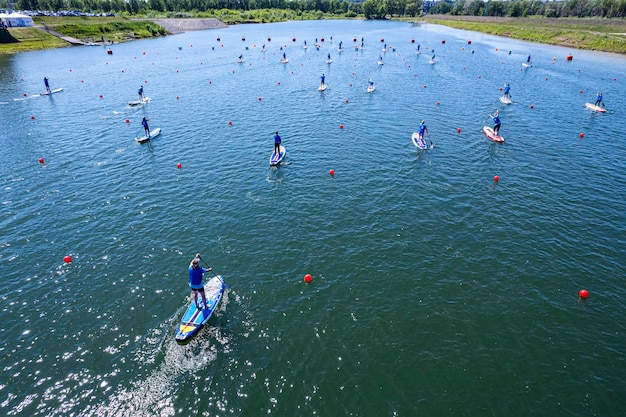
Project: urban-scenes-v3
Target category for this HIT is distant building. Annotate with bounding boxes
[0,12,34,28]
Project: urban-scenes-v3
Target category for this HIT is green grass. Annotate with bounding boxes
[0,28,68,54]
[34,16,168,42]
[418,17,626,54]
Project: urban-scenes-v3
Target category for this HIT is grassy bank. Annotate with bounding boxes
[0,16,168,54]
[418,15,626,54]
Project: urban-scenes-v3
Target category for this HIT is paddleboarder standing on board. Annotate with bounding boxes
[527,55,531,63]
[418,120,429,141]
[141,117,150,138]
[490,109,501,135]
[138,85,143,100]
[595,92,604,107]
[274,131,282,156]
[189,254,211,310]
[503,83,511,99]
[43,77,51,93]
[320,73,325,87]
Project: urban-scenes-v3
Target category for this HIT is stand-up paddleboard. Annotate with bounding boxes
[281,58,289,64]
[175,275,226,343]
[39,88,64,96]
[522,62,531,68]
[367,85,375,93]
[128,97,151,106]
[338,47,343,53]
[429,59,435,65]
[382,48,387,53]
[326,59,333,64]
[135,127,161,143]
[499,95,512,105]
[483,126,504,143]
[377,60,384,65]
[270,145,286,166]
[585,102,606,113]
[411,132,428,150]
[237,58,245,63]
[318,84,327,91]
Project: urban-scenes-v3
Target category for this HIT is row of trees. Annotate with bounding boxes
[428,0,626,18]
[6,0,626,18]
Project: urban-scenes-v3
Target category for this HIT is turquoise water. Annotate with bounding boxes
[1,19,625,416]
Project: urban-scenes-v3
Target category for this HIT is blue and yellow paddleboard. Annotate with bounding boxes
[175,275,225,343]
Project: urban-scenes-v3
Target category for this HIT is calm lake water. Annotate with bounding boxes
[1,19,625,416]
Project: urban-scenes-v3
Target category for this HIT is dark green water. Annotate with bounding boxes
[1,20,625,416]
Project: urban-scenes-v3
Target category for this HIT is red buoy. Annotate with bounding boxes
[423,84,427,88]
[339,124,344,129]
[38,158,44,164]
[125,119,130,123]
[411,38,415,43]
[579,132,585,138]
[494,175,500,182]
[63,255,72,263]
[457,128,462,134]
[329,169,335,176]
[258,97,262,101]
[579,289,589,299]
[579,89,584,93]
[436,101,440,105]
[23,93,27,97]
[304,274,312,283]
[30,115,35,120]
[345,99,349,103]
[177,163,182,169]
[99,94,103,98]
[228,121,233,125]
[530,104,534,109]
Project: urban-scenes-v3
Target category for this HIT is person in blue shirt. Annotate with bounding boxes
[503,83,510,99]
[527,55,531,63]
[594,92,604,106]
[490,109,501,135]
[327,53,331,61]
[418,120,429,141]
[320,73,325,87]
[283,52,286,61]
[368,77,374,87]
[189,254,211,310]
[138,85,143,100]
[141,117,150,138]
[274,131,282,156]
[339,41,342,50]
[417,44,421,53]
[44,77,51,93]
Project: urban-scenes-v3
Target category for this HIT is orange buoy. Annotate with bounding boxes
[329,169,335,176]
[494,175,500,182]
[304,274,312,283]
[579,289,589,299]
[38,158,44,164]
[63,255,72,263]
[177,163,182,169]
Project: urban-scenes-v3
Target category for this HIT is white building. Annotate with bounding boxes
[0,12,34,28]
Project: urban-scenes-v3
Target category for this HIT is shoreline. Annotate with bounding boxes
[149,18,228,34]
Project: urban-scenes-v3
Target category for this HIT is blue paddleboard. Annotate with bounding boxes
[175,275,226,343]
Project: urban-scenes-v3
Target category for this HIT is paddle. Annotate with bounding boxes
[427,132,434,148]
[197,255,230,289]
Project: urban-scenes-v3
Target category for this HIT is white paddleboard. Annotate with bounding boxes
[326,59,333,64]
[128,97,151,106]
[522,62,531,67]
[429,59,435,65]
[585,102,606,112]
[367,85,375,93]
[377,60,384,65]
[499,96,512,105]
[411,132,428,150]
[270,145,286,166]
[281,59,289,64]
[136,127,161,143]
[39,88,64,96]
[318,84,327,91]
